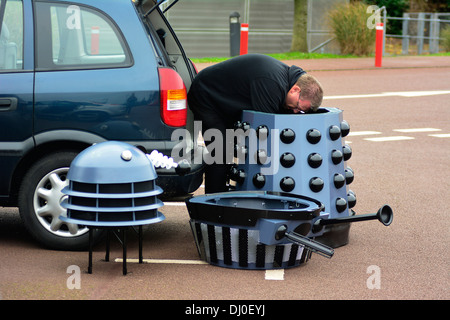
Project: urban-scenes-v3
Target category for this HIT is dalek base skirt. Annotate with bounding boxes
[189,222,312,269]
[185,191,333,270]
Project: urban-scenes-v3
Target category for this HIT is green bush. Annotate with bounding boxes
[441,25,450,52]
[328,2,376,56]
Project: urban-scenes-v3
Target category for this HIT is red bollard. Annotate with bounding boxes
[91,26,100,55]
[375,23,383,67]
[240,23,249,55]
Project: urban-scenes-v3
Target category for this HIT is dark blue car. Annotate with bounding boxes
[0,0,204,249]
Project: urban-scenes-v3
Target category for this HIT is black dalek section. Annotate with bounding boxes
[231,108,355,247]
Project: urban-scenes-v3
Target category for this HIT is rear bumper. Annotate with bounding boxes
[156,160,204,197]
[129,139,205,196]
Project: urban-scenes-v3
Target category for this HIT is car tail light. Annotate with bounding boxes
[158,67,187,127]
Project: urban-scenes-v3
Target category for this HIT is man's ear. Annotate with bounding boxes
[289,84,301,94]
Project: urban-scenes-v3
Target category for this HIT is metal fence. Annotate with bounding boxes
[307,0,348,54]
[307,5,450,55]
[372,9,450,56]
[397,12,450,55]
[163,1,449,58]
[164,0,294,58]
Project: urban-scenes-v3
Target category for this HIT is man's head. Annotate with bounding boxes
[284,74,323,113]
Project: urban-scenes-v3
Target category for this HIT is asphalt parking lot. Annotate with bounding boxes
[0,55,449,303]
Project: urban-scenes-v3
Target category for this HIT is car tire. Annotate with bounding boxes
[18,151,102,250]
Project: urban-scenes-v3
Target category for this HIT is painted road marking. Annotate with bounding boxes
[116,259,288,281]
[391,90,450,97]
[364,136,415,142]
[116,258,287,280]
[265,269,285,280]
[429,133,450,138]
[163,202,186,206]
[349,129,448,142]
[393,128,441,133]
[348,131,382,136]
[324,90,450,100]
[115,258,208,265]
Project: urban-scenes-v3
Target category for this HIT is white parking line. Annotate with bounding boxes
[393,128,441,133]
[115,258,208,265]
[348,131,382,136]
[265,269,285,280]
[364,136,415,142]
[429,133,450,138]
[116,258,286,280]
[163,202,186,206]
[324,90,450,100]
[117,258,286,280]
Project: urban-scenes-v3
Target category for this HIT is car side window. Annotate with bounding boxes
[0,0,23,71]
[35,2,132,70]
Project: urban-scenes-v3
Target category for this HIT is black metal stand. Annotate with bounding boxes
[88,225,143,275]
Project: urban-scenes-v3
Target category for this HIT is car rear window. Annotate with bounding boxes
[0,0,23,71]
[35,2,133,70]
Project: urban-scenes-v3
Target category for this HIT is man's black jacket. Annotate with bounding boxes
[187,54,306,129]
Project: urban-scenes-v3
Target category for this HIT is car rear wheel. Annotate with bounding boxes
[18,151,102,250]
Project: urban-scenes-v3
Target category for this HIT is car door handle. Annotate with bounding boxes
[0,97,18,111]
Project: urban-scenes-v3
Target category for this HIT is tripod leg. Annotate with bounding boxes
[88,228,93,274]
[139,225,143,264]
[105,229,110,262]
[122,228,127,275]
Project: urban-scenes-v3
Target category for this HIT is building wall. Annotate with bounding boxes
[165,0,294,58]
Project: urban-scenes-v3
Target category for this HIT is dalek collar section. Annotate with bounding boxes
[186,191,324,227]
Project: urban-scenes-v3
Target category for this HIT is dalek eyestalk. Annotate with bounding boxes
[313,205,393,233]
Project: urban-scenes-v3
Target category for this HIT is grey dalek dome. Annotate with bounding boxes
[60,141,165,227]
